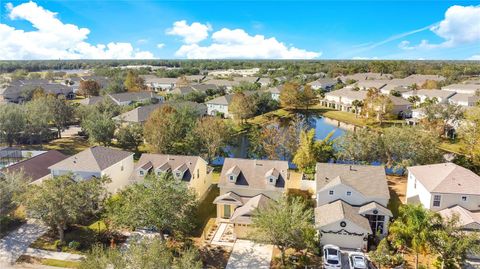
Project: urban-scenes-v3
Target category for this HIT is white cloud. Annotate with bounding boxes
[469,54,480,60]
[137,39,148,44]
[166,20,211,44]
[0,1,154,59]
[157,43,165,49]
[174,28,320,59]
[399,5,480,50]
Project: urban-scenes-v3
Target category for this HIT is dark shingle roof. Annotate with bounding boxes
[2,150,67,182]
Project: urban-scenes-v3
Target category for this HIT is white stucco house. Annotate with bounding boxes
[213,158,289,238]
[48,146,134,193]
[132,154,213,200]
[308,78,338,91]
[442,83,480,95]
[402,90,456,104]
[205,94,234,118]
[314,163,392,250]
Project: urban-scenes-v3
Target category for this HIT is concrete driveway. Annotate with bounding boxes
[226,240,273,269]
[0,220,48,265]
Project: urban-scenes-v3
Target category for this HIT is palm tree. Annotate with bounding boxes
[351,99,363,118]
[388,204,440,269]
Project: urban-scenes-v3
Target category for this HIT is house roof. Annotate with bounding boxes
[219,158,288,192]
[113,101,206,123]
[315,163,390,200]
[325,87,368,101]
[213,191,244,206]
[315,200,372,233]
[205,94,234,105]
[407,163,480,195]
[134,154,206,182]
[264,86,281,94]
[49,146,133,172]
[438,205,480,229]
[442,83,480,91]
[78,96,104,106]
[203,79,239,87]
[308,78,338,87]
[108,91,155,103]
[2,150,67,182]
[448,93,480,104]
[340,73,393,81]
[388,95,412,106]
[230,194,271,224]
[141,75,177,84]
[350,80,387,90]
[358,202,393,217]
[403,89,456,100]
[402,74,446,85]
[172,84,219,95]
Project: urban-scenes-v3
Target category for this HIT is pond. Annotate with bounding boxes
[212,112,356,165]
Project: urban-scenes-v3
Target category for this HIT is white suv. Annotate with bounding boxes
[323,244,342,269]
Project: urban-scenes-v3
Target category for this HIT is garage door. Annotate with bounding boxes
[321,233,365,250]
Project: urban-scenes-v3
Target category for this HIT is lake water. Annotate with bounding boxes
[212,113,353,165]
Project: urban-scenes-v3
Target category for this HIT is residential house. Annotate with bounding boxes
[264,86,281,101]
[321,88,368,112]
[203,79,239,92]
[448,93,480,107]
[132,154,212,199]
[0,79,75,103]
[442,83,480,95]
[402,90,456,104]
[78,96,104,106]
[257,78,272,87]
[208,68,260,77]
[185,75,206,83]
[314,163,391,250]
[48,146,134,193]
[1,150,67,185]
[205,94,235,118]
[338,73,393,83]
[108,91,162,106]
[213,158,289,238]
[308,78,338,91]
[346,80,387,91]
[171,84,220,96]
[401,74,446,87]
[141,75,177,91]
[113,101,207,124]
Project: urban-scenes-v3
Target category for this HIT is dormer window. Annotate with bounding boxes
[265,168,279,186]
[329,190,334,195]
[346,191,352,196]
[229,175,235,181]
[462,196,467,201]
[139,170,144,176]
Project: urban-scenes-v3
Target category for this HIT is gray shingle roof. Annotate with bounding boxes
[315,200,372,232]
[108,91,155,103]
[2,150,67,182]
[49,146,133,172]
[316,163,390,200]
[134,154,206,182]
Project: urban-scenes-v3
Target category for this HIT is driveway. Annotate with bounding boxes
[226,240,273,269]
[0,220,48,265]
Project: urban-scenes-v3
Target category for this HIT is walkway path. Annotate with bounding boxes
[226,239,273,269]
[0,220,48,266]
[25,248,84,262]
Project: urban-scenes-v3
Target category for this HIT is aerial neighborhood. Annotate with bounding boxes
[0,60,479,269]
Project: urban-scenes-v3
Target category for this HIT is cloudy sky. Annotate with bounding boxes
[0,0,479,60]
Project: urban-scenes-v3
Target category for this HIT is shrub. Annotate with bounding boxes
[54,240,64,250]
[68,240,81,250]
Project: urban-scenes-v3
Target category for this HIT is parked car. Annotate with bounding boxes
[323,244,342,269]
[348,252,367,269]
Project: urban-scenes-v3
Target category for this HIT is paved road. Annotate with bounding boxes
[0,220,48,265]
[226,240,273,269]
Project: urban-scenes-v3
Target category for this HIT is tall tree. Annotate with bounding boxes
[190,117,233,163]
[335,128,383,163]
[25,98,53,144]
[293,129,317,173]
[0,171,28,215]
[388,204,440,269]
[106,173,197,240]
[124,70,146,92]
[0,104,26,147]
[82,112,116,146]
[44,95,74,138]
[116,123,144,154]
[459,107,480,167]
[250,196,316,266]
[280,82,316,109]
[23,174,109,242]
[79,80,101,97]
[228,93,256,122]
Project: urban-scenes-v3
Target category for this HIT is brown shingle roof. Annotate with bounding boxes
[2,150,67,182]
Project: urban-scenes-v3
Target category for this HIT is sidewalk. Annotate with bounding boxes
[0,219,48,265]
[25,248,84,262]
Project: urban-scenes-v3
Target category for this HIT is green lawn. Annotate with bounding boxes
[16,136,90,156]
[439,139,467,155]
[321,110,367,127]
[42,258,80,268]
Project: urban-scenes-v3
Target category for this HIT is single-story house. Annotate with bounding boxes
[402,90,456,104]
[0,79,75,103]
[448,93,480,107]
[308,78,338,91]
[108,91,162,106]
[140,75,178,91]
[49,146,134,193]
[442,83,480,95]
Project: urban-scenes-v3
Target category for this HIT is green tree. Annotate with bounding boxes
[250,196,316,266]
[429,215,480,269]
[25,98,53,144]
[106,173,197,240]
[124,70,146,92]
[293,129,317,173]
[44,95,74,138]
[0,171,28,215]
[335,128,383,163]
[389,204,440,269]
[368,239,392,269]
[116,123,144,154]
[351,99,364,118]
[459,107,480,167]
[23,174,109,242]
[0,104,26,147]
[82,112,116,146]
[280,82,316,109]
[79,79,101,97]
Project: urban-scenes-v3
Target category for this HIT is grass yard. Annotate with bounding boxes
[16,136,91,156]
[248,108,294,125]
[439,139,467,155]
[18,255,80,268]
[386,175,407,218]
[322,110,367,127]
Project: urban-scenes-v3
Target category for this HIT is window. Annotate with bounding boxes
[121,165,124,171]
[366,214,385,234]
[433,195,441,207]
[414,179,417,189]
[329,190,334,195]
[346,191,352,196]
[229,175,234,181]
[462,196,467,201]
[139,170,144,176]
[269,178,273,183]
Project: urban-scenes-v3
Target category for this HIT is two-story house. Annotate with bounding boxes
[314,163,392,250]
[213,158,289,238]
[48,146,134,193]
[132,154,213,200]
[205,94,234,118]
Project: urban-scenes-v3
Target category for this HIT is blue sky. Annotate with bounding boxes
[1,0,479,60]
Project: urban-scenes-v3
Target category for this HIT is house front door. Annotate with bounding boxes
[223,204,231,218]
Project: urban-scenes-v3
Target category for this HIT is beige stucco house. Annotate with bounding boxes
[213,158,289,238]
[314,163,392,250]
[48,146,134,193]
[132,154,213,200]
